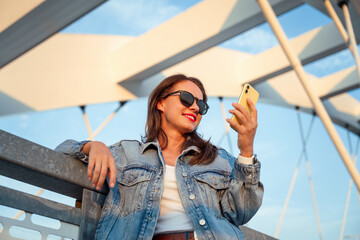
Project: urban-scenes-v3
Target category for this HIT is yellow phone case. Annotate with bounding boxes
[231,83,259,124]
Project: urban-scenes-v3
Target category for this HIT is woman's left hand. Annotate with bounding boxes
[226,98,258,157]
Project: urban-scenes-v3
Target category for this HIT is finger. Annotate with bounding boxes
[229,108,249,127]
[226,118,238,131]
[108,159,117,188]
[87,157,95,181]
[96,159,108,190]
[232,102,246,113]
[247,98,258,121]
[92,159,101,188]
[226,117,246,133]
[232,102,251,121]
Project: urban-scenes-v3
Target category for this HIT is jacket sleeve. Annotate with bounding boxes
[220,151,264,226]
[54,139,91,163]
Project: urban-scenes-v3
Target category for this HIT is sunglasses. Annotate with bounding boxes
[163,90,209,115]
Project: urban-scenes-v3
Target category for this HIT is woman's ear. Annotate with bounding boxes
[157,99,165,112]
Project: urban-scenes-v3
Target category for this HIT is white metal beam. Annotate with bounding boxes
[0,31,358,134]
[316,66,359,100]
[0,0,107,68]
[111,0,304,84]
[237,23,348,85]
[0,0,45,33]
[0,34,135,115]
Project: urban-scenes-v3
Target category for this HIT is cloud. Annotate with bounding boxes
[220,25,279,54]
[62,0,186,35]
[101,0,182,34]
[304,46,358,77]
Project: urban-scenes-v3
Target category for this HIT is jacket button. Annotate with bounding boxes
[199,219,206,226]
[182,172,188,177]
[189,194,195,200]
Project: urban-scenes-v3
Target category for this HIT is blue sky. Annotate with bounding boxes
[1,0,359,239]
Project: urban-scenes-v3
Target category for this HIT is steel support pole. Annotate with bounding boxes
[219,97,231,134]
[339,135,359,240]
[256,0,360,192]
[275,110,316,238]
[305,160,323,240]
[80,102,125,140]
[340,175,354,240]
[324,0,349,43]
[297,112,322,240]
[323,0,360,81]
[80,106,94,140]
[341,2,360,82]
[217,97,234,154]
[92,102,125,139]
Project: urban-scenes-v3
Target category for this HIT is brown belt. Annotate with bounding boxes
[153,232,195,240]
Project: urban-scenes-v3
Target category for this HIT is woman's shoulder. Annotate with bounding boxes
[108,139,160,153]
[109,139,143,149]
[215,147,236,165]
[215,147,235,158]
[108,140,144,162]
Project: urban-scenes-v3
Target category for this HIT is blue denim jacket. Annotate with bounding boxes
[55,139,263,240]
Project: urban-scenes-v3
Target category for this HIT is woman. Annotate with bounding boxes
[56,74,263,240]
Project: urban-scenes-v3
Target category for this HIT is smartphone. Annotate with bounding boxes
[231,83,259,124]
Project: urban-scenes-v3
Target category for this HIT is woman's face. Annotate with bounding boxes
[157,80,204,135]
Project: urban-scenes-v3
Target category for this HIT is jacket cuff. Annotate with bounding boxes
[71,140,91,162]
[234,158,261,184]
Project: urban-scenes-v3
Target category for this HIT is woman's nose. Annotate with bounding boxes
[189,101,199,113]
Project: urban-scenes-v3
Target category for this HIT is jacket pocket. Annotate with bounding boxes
[194,171,230,190]
[193,170,231,215]
[117,165,154,216]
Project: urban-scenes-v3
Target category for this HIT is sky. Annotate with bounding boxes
[0,0,360,239]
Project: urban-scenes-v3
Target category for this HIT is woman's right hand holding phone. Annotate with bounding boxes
[227,98,258,158]
[82,141,117,190]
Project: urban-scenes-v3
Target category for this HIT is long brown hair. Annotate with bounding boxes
[144,74,218,165]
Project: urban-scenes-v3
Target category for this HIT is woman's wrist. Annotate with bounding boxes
[82,141,92,155]
[238,144,253,157]
[239,149,253,158]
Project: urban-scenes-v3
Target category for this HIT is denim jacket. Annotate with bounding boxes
[55,139,263,240]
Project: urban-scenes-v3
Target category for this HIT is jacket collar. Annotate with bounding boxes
[140,139,200,155]
[140,140,160,154]
[181,145,200,155]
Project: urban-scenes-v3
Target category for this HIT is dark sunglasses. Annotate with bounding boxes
[163,90,209,115]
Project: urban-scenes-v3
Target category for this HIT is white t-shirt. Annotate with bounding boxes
[154,164,193,234]
[154,155,254,234]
